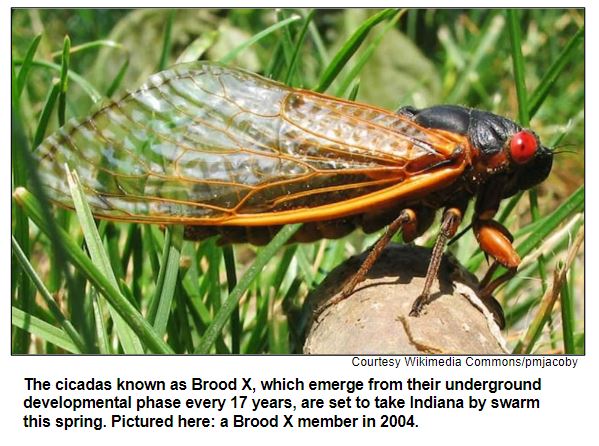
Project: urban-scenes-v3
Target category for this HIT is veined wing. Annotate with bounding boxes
[35,61,468,225]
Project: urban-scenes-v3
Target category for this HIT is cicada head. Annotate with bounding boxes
[508,137,553,194]
[405,105,554,197]
[465,109,554,197]
[478,127,554,199]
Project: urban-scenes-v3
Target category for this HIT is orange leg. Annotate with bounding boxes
[409,207,463,317]
[474,218,521,299]
[473,218,520,269]
[482,265,515,296]
[473,218,522,328]
[315,208,416,317]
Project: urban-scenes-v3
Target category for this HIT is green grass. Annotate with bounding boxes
[11,9,584,354]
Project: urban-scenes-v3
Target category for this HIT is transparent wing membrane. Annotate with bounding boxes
[35,62,465,225]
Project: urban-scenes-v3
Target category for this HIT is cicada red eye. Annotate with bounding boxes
[510,130,538,164]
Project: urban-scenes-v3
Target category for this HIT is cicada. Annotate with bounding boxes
[34,62,553,326]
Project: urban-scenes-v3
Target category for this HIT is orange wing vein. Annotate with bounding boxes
[35,61,468,226]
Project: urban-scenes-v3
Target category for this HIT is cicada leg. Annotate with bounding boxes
[471,218,522,328]
[473,218,520,298]
[409,207,463,317]
[478,266,513,329]
[473,218,520,269]
[315,208,417,318]
[479,261,517,294]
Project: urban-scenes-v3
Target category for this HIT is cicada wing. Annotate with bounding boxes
[35,62,466,225]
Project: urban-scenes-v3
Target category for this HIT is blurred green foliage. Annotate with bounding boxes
[12,9,583,183]
[12,9,584,354]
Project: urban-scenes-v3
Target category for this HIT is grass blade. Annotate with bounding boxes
[515,187,583,259]
[528,26,584,118]
[446,13,505,103]
[13,104,91,351]
[58,35,71,126]
[314,8,397,93]
[335,9,404,97]
[507,9,529,126]
[176,31,219,64]
[153,249,180,337]
[13,59,103,103]
[148,227,172,323]
[196,224,301,353]
[148,227,181,338]
[513,226,583,354]
[12,307,81,354]
[219,15,301,64]
[51,39,125,58]
[14,187,173,354]
[502,213,583,302]
[307,18,329,66]
[158,10,175,71]
[276,9,298,71]
[222,245,240,354]
[66,169,144,353]
[32,82,60,148]
[91,291,111,354]
[347,80,360,101]
[106,58,130,97]
[284,9,315,86]
[560,271,576,353]
[16,34,42,99]
[12,236,86,352]
[12,107,34,353]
